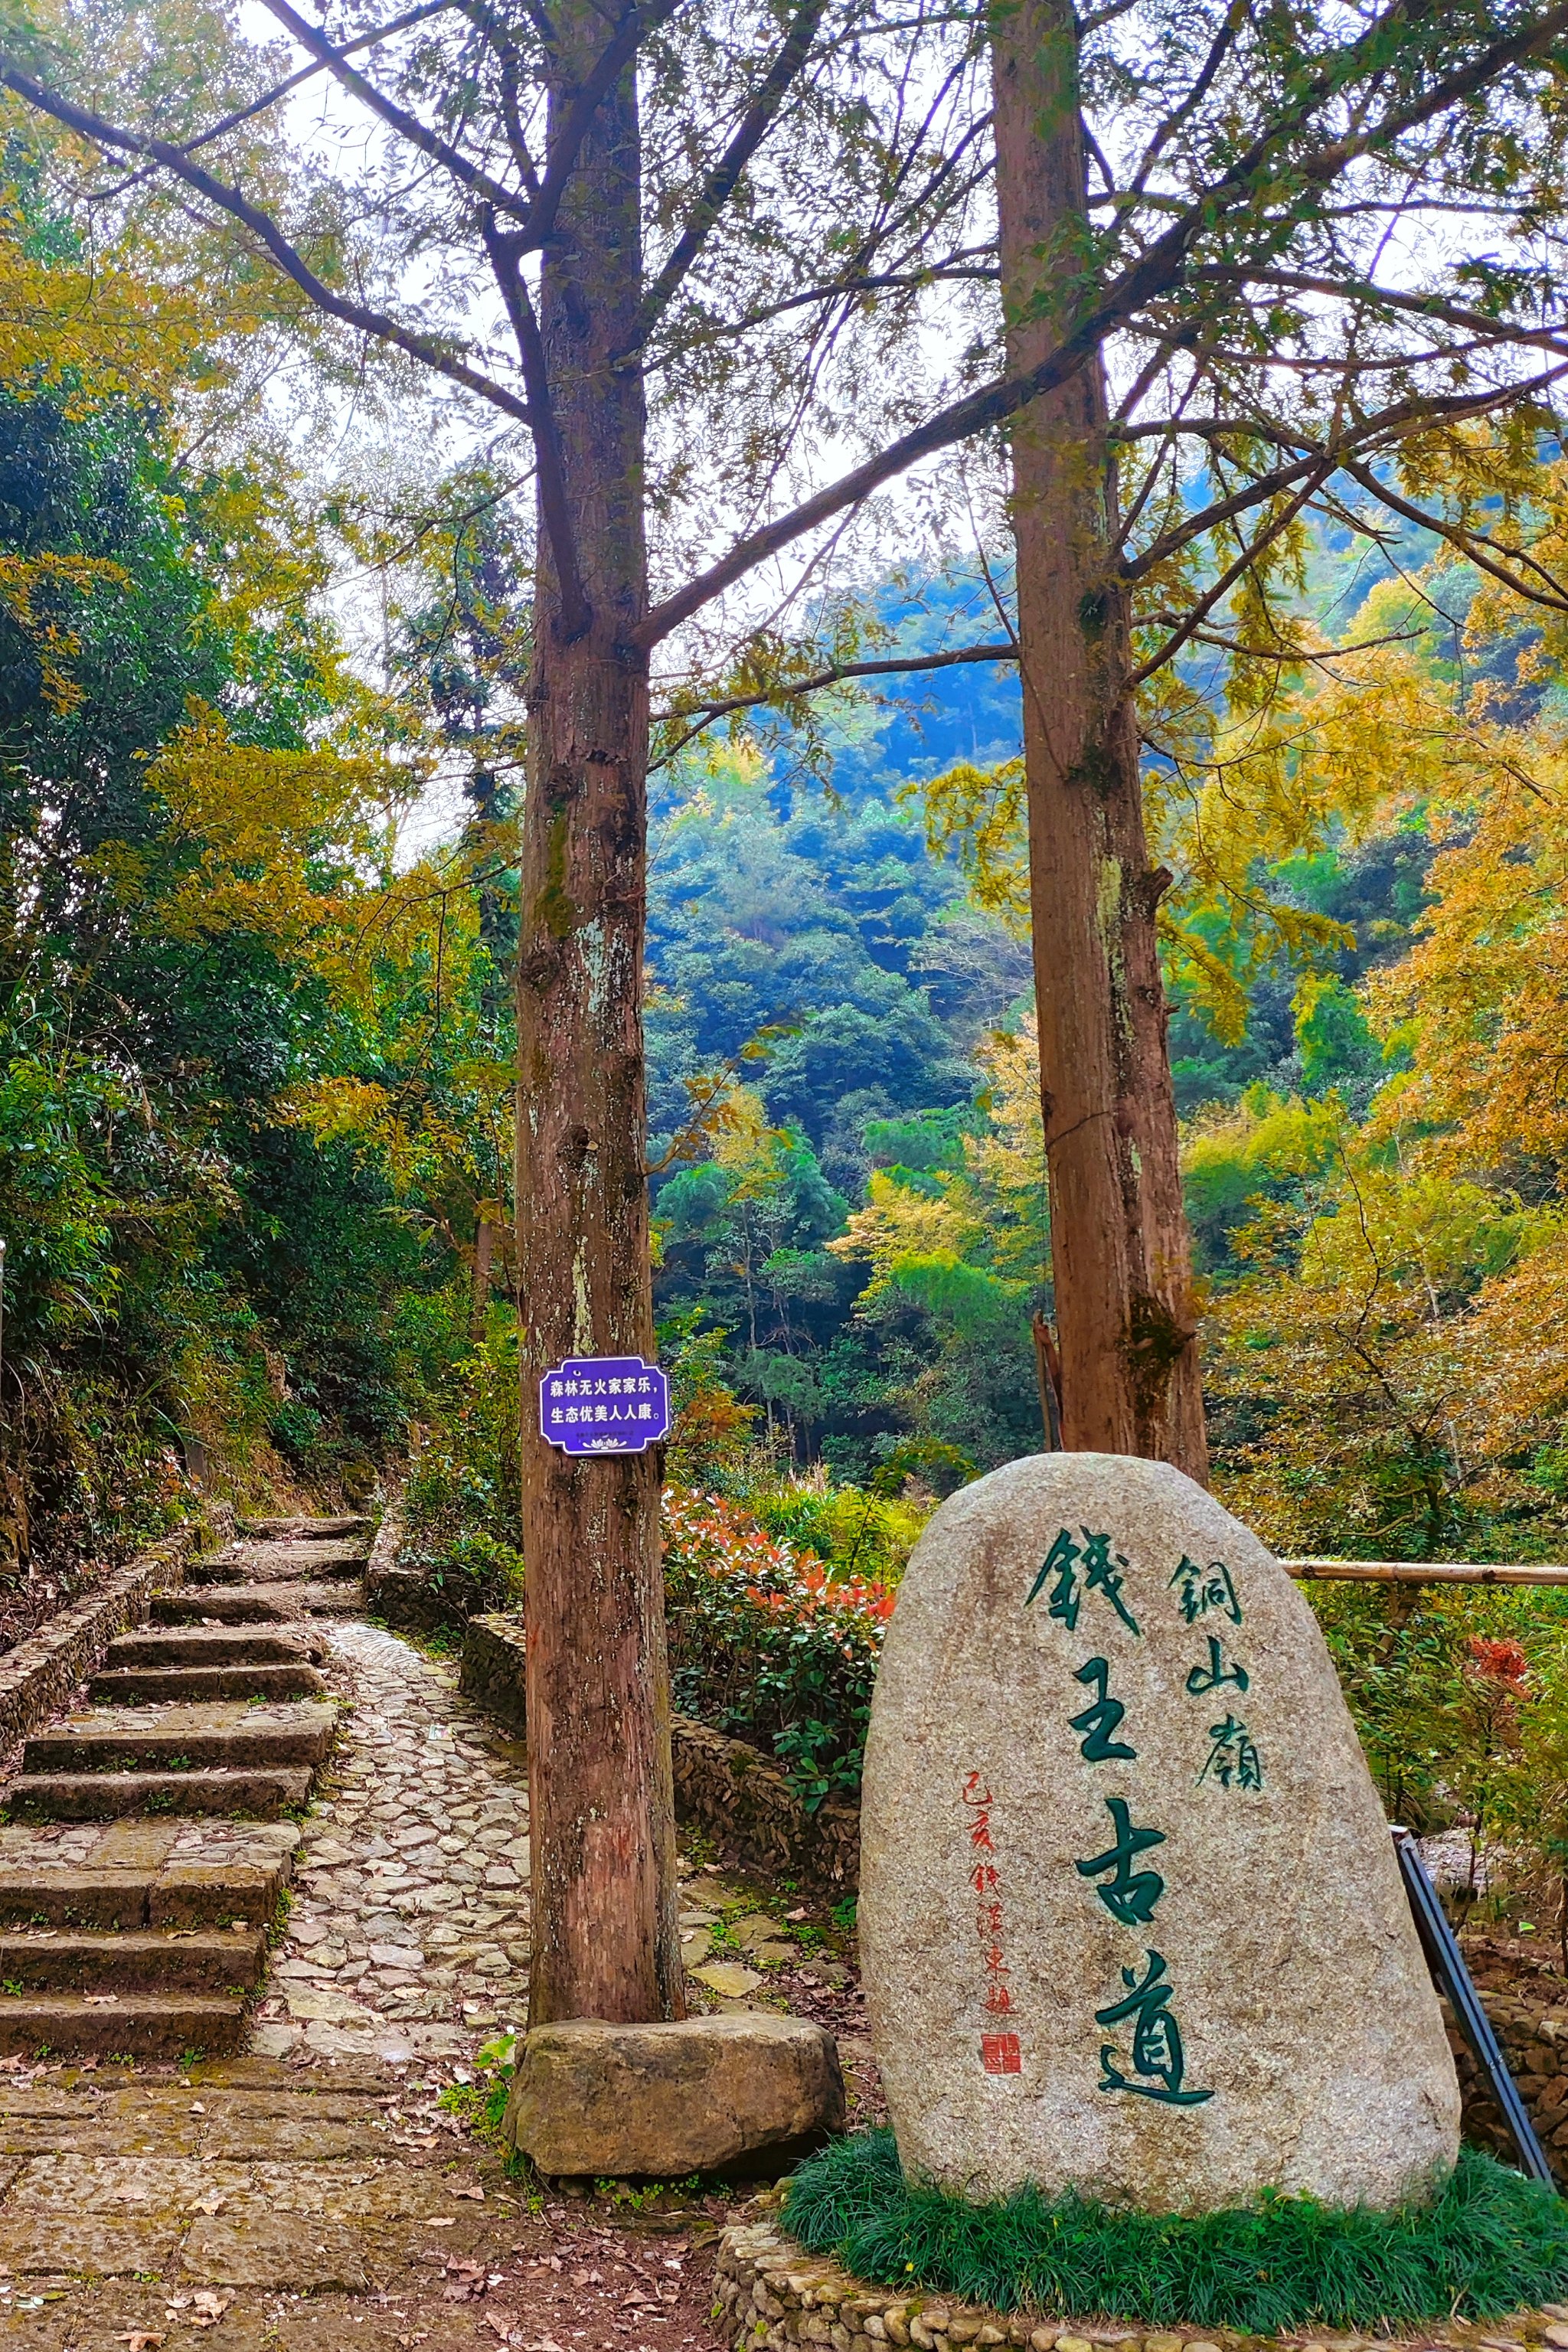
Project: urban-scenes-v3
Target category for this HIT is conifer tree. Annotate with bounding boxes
[6,0,1566,2013]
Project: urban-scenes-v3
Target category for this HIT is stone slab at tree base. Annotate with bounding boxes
[503,2014,846,2179]
[715,2214,1568,2352]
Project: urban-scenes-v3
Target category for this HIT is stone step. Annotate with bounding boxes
[151,1583,361,1625]
[188,1544,367,1586]
[104,1626,326,1668]
[0,1868,152,1928]
[22,1703,338,1777]
[150,1589,295,1625]
[5,1766,313,1821]
[0,1853,290,1929]
[87,1663,328,1705]
[238,1514,371,1538]
[0,1990,246,2056]
[0,1924,267,1992]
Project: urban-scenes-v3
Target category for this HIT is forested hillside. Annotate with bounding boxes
[642,519,1568,1570]
[2,1,1567,1602]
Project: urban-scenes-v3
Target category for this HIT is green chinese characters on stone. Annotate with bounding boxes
[1199,1712,1263,1791]
[1027,1528,1141,1636]
[1170,1554,1242,1627]
[1184,1634,1249,1698]
[1070,1656,1136,1763]
[1076,1796,1166,1924]
[1096,1949,1214,2106]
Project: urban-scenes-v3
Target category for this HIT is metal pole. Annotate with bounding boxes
[1392,1825,1556,2186]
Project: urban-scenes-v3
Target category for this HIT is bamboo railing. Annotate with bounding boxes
[1287,1558,1568,1586]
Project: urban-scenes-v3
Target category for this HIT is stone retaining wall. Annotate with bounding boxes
[669,1713,859,1895]
[0,1504,230,1759]
[461,1614,859,1893]
[365,1504,518,1636]
[1446,1972,1568,2185]
[460,1610,527,1732]
[364,1501,472,1636]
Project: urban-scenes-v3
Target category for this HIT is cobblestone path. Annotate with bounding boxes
[0,1524,743,2348]
[253,1622,533,2064]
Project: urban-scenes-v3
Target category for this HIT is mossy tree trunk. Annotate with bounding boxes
[513,0,683,2027]
[991,0,1208,1479]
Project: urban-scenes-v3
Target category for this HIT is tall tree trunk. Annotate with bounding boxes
[470,1217,494,1341]
[515,8,682,2025]
[991,0,1208,1479]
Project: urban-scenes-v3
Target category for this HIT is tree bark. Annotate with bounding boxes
[991,0,1208,1479]
[515,5,683,2026]
[470,1217,494,1341]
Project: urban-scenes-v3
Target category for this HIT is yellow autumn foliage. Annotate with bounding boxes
[829,1016,1048,1295]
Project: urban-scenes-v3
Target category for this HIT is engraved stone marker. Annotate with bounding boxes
[858,1453,1460,2211]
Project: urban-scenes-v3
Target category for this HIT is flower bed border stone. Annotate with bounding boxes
[713,2213,1566,2352]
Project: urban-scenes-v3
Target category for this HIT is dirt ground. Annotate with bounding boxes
[0,2045,763,2350]
[0,1843,877,2352]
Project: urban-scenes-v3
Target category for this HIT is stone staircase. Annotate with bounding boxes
[0,1515,368,2059]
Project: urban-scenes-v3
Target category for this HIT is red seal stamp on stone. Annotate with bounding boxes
[981,2033,1021,2074]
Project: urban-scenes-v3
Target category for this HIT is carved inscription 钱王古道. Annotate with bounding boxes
[1017,1527,1265,2108]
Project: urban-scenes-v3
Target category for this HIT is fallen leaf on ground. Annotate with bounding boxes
[83,1993,120,2004]
[453,2184,485,2199]
[192,2192,226,2214]
[114,2334,163,2350]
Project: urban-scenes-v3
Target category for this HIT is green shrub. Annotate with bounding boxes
[745,1482,927,1589]
[662,1485,893,1809]
[398,1303,523,1606]
[784,2129,1568,2331]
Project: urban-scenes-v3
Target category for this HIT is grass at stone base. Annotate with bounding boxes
[782,2129,1568,2334]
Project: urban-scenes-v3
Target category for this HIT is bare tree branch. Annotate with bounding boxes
[636,251,997,370]
[629,0,831,350]
[650,636,1018,763]
[175,2,460,163]
[636,0,1568,645]
[1124,368,1568,580]
[260,0,529,216]
[0,57,537,425]
[1122,0,1248,204]
[1129,469,1331,684]
[1193,265,1568,363]
[1339,455,1568,612]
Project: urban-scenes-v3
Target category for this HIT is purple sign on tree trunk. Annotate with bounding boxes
[539,1356,671,1455]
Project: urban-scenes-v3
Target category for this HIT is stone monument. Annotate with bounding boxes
[858,1452,1460,2211]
